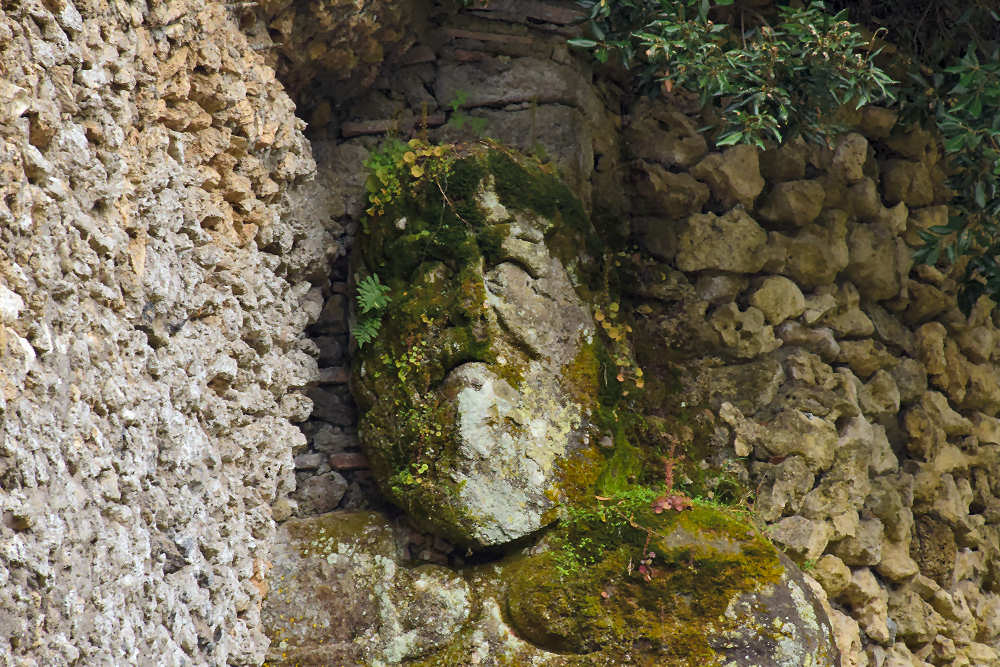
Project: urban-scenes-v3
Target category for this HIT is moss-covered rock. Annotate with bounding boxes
[262,512,471,666]
[502,505,838,666]
[341,139,836,666]
[352,140,604,549]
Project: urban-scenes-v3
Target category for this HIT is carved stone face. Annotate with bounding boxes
[352,148,599,549]
[439,206,596,547]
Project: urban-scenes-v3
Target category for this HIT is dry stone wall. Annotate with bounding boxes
[6,0,1000,664]
[0,1,330,663]
[270,2,1000,664]
[624,109,1000,666]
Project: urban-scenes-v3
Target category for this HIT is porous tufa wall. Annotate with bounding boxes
[0,1,331,663]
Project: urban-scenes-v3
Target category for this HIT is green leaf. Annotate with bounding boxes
[567,38,598,49]
[944,135,965,153]
[357,274,392,314]
[715,132,743,146]
[970,95,983,119]
[927,245,941,265]
[351,317,382,348]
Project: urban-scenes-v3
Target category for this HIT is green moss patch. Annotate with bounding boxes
[504,505,783,664]
[284,511,395,560]
[354,139,606,546]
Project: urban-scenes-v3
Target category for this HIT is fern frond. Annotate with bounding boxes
[357,274,391,314]
[352,316,382,348]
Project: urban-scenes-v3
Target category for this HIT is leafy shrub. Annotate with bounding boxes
[570,0,1000,309]
[903,42,1000,311]
[571,0,896,147]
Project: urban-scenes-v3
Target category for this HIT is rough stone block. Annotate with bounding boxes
[756,179,825,227]
[690,144,765,209]
[749,276,806,325]
[675,209,768,273]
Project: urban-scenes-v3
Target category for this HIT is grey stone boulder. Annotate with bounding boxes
[503,507,840,665]
[756,179,826,227]
[353,153,602,549]
[691,144,766,209]
[708,553,841,666]
[262,512,471,665]
[675,208,768,273]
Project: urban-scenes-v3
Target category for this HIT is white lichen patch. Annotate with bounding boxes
[400,207,597,548]
[450,359,587,546]
[366,557,471,665]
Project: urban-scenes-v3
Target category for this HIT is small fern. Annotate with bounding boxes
[357,274,391,313]
[352,316,383,348]
[353,274,391,348]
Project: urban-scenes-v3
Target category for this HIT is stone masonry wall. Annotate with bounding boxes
[0,1,329,664]
[265,3,1000,665]
[7,0,1000,664]
[624,111,1000,667]
[277,1,624,545]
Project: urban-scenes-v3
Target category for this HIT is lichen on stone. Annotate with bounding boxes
[352,140,605,549]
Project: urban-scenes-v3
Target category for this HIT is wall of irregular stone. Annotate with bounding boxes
[0,1,330,663]
[625,114,1000,667]
[7,0,1000,664]
[270,3,1000,666]
[280,0,626,544]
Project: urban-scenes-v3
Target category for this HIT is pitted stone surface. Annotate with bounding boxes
[0,2,326,663]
